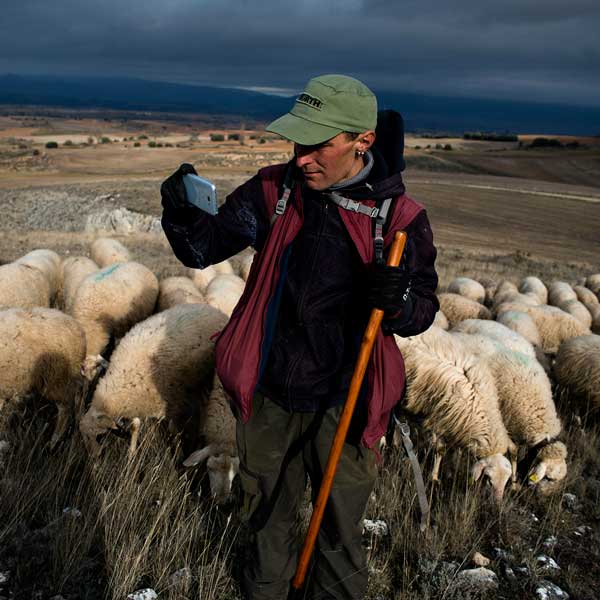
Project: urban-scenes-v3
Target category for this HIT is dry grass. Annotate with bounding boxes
[1,248,600,599]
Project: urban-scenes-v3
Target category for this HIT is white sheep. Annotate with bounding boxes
[90,237,131,268]
[437,293,492,327]
[238,253,255,282]
[496,309,543,350]
[0,262,52,309]
[589,304,600,334]
[69,261,159,378]
[157,276,205,312]
[478,276,498,307]
[495,302,589,354]
[205,274,246,317]
[79,303,229,458]
[554,334,600,410]
[450,331,564,489]
[557,299,592,329]
[451,319,539,362]
[182,372,239,504]
[187,260,234,293]
[548,281,577,307]
[15,249,62,304]
[519,276,548,304]
[447,277,485,304]
[59,256,99,312]
[585,274,600,298]
[573,285,599,309]
[0,307,86,448]
[433,309,449,330]
[396,328,515,501]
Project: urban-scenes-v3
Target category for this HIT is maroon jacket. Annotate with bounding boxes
[213,163,431,448]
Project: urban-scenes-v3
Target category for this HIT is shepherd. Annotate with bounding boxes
[161,74,439,600]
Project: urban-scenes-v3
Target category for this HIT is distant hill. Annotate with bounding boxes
[1,73,599,135]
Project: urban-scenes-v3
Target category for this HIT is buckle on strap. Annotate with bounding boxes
[328,193,379,218]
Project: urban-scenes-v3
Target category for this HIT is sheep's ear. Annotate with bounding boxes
[183,445,214,467]
[529,463,546,484]
[470,460,486,484]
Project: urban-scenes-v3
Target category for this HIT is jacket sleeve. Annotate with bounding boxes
[161,173,271,269]
[382,209,439,337]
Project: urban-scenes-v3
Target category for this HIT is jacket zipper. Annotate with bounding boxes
[283,198,329,403]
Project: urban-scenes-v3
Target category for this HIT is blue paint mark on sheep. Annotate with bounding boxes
[94,264,121,281]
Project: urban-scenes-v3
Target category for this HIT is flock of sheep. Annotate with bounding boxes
[0,238,599,506]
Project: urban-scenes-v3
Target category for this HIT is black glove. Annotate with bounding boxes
[366,264,412,314]
[160,163,198,212]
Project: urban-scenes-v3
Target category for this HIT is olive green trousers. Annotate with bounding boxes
[236,393,377,600]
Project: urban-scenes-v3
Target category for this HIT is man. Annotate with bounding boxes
[161,74,439,599]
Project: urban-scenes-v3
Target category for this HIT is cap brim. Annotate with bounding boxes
[265,112,342,145]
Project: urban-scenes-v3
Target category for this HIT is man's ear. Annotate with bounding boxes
[355,130,376,154]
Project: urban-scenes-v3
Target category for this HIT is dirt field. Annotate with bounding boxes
[0,113,598,280]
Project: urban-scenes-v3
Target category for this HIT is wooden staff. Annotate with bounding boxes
[292,230,408,592]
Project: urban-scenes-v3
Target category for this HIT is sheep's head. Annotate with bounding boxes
[471,454,512,504]
[81,354,109,381]
[529,441,568,495]
[183,444,239,504]
[79,406,117,457]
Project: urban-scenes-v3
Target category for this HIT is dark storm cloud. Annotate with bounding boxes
[1,0,598,105]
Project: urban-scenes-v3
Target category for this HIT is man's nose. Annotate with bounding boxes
[295,145,315,168]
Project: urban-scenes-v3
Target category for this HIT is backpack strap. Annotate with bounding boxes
[373,197,393,265]
[270,163,295,225]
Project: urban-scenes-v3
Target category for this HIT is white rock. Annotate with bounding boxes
[515,565,530,576]
[543,535,558,550]
[362,519,389,537]
[536,555,560,572]
[0,571,8,584]
[127,589,158,600]
[453,567,499,592]
[62,507,82,518]
[492,548,513,561]
[573,525,592,537]
[535,580,569,599]
[531,512,540,523]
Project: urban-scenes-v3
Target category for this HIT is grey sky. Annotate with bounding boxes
[1,0,599,105]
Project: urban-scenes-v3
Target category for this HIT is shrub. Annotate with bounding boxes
[63,140,73,146]
[414,145,421,150]
[435,143,443,150]
[32,149,40,156]
[443,144,452,151]
[45,141,58,149]
[138,134,148,140]
[133,142,141,147]
[259,137,266,144]
[100,137,111,144]
[148,141,157,148]
[210,133,225,142]
[165,143,173,148]
[530,137,563,149]
[87,137,94,144]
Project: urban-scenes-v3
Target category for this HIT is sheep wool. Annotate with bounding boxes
[396,328,514,500]
[558,299,592,330]
[79,303,229,457]
[15,249,62,304]
[90,237,131,268]
[585,274,600,298]
[205,274,246,317]
[59,256,99,312]
[451,332,562,485]
[496,303,589,354]
[0,308,86,448]
[157,276,205,312]
[548,281,577,307]
[447,277,485,304]
[437,293,492,327]
[183,372,238,504]
[519,276,548,304]
[554,334,600,408]
[0,262,52,310]
[187,265,218,293]
[69,261,159,366]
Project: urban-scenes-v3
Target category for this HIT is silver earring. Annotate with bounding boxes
[356,150,365,157]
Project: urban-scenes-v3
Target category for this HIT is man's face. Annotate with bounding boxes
[294,132,360,191]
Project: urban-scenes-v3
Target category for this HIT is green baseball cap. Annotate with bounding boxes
[265,74,377,145]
